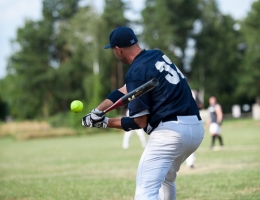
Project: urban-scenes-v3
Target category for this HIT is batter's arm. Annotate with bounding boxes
[118,84,127,94]
[134,115,148,128]
[96,85,127,111]
[107,115,148,129]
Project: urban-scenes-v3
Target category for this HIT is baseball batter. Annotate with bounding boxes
[82,26,205,200]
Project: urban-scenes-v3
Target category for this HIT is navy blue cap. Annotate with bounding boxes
[104,26,138,49]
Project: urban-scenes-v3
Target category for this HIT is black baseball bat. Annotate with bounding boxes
[99,78,159,116]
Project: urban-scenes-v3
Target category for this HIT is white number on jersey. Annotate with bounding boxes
[155,55,184,84]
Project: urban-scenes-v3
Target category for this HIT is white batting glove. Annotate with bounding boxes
[82,109,108,128]
[91,108,104,120]
[82,109,103,127]
[92,117,109,128]
[82,113,92,127]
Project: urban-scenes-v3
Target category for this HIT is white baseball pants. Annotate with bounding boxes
[134,116,204,200]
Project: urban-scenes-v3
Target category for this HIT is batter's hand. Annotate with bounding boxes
[91,108,104,120]
[90,108,107,128]
[82,111,108,128]
[82,113,92,127]
[92,117,108,128]
[82,109,103,127]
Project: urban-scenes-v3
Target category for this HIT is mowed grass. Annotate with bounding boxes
[0,119,260,200]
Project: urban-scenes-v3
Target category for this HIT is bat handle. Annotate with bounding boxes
[95,111,106,117]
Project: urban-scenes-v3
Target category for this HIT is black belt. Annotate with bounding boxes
[162,116,177,122]
[162,115,201,122]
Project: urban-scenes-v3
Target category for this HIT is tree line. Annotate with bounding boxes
[0,0,259,122]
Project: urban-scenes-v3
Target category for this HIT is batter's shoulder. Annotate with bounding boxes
[145,49,164,55]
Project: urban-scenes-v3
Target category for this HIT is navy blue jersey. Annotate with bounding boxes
[125,49,200,134]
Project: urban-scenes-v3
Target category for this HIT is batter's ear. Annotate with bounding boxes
[113,46,122,54]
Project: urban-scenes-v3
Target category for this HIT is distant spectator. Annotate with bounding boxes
[208,96,224,149]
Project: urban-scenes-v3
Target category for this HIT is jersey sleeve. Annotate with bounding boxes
[127,80,151,116]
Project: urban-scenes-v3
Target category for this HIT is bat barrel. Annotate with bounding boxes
[151,78,159,87]
[121,78,159,104]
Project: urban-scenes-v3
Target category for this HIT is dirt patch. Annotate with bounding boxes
[0,121,76,140]
[238,187,260,195]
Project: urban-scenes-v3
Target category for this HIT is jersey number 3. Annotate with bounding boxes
[155,55,184,84]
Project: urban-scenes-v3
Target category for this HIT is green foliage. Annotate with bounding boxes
[190,0,242,107]
[3,2,105,119]
[236,0,260,101]
[6,19,54,118]
[48,111,83,128]
[42,0,79,20]
[51,6,102,113]
[0,0,259,121]
[141,0,201,71]
[102,0,128,27]
[99,0,129,100]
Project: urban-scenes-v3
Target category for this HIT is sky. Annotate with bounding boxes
[0,0,257,79]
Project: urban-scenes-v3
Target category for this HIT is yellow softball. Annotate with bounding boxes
[70,100,83,113]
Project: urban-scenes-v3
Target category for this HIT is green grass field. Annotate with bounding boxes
[0,119,260,200]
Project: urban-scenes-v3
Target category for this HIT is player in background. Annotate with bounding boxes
[122,109,147,149]
[208,96,224,150]
[185,89,203,168]
[82,26,205,200]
